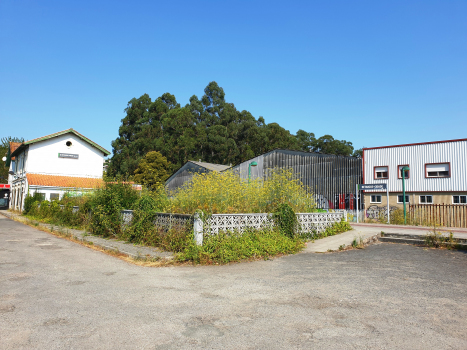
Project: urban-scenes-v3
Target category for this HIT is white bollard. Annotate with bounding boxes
[193,212,203,246]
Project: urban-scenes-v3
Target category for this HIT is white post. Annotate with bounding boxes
[356,184,359,223]
[343,209,347,222]
[387,185,390,224]
[193,212,203,246]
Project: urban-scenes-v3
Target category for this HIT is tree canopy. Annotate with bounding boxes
[1,136,24,184]
[133,151,172,190]
[108,82,356,177]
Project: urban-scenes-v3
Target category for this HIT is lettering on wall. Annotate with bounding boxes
[58,153,79,159]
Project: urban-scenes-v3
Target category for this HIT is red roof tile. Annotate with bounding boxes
[26,174,104,189]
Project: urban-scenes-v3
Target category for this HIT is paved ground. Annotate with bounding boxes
[0,211,172,260]
[305,222,467,253]
[1,215,467,349]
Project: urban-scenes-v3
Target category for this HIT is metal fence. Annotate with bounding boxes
[409,204,467,228]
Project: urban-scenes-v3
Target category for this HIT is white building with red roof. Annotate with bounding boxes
[7,129,110,211]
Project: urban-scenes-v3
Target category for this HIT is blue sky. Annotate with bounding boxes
[1,0,466,155]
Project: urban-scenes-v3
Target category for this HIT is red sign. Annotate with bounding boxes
[0,184,10,189]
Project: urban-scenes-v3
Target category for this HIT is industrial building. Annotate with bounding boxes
[231,149,362,209]
[362,138,467,210]
[166,149,363,210]
[165,160,231,193]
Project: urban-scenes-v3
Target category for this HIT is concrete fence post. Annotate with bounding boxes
[343,210,347,222]
[193,212,203,246]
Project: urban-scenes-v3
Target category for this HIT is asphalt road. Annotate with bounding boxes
[1,214,467,349]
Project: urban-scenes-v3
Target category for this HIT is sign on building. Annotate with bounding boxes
[58,153,79,159]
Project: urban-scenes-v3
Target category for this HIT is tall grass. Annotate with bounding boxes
[167,168,316,214]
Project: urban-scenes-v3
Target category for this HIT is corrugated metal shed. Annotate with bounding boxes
[166,161,231,192]
[363,139,467,193]
[230,149,362,209]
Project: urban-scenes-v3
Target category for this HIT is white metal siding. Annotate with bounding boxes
[364,140,467,192]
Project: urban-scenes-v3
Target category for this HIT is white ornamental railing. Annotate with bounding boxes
[124,210,346,246]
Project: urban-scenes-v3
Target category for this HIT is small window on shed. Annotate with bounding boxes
[426,163,450,178]
[374,166,388,179]
[397,195,410,203]
[398,165,410,179]
[50,193,60,201]
[66,141,72,147]
[370,195,382,203]
[420,195,433,204]
[453,195,467,204]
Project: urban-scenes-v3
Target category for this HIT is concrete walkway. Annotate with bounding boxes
[0,210,173,260]
[304,222,467,253]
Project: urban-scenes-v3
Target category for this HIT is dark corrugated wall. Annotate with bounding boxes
[166,163,212,193]
[249,150,362,209]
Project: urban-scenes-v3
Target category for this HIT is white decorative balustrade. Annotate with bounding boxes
[204,213,274,235]
[296,212,345,234]
[96,208,345,246]
[202,211,345,237]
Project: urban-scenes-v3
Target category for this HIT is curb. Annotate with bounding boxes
[0,210,173,261]
[378,233,467,249]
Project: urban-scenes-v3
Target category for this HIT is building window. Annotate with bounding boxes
[425,163,450,178]
[420,195,433,204]
[397,195,410,203]
[374,166,388,179]
[66,141,73,147]
[370,195,382,203]
[38,193,46,201]
[453,195,467,204]
[50,193,60,201]
[398,165,410,179]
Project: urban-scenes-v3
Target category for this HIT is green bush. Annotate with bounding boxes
[88,182,140,237]
[273,203,297,238]
[315,220,352,239]
[177,228,304,264]
[23,192,44,214]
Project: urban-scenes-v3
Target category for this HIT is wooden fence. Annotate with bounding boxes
[409,204,467,228]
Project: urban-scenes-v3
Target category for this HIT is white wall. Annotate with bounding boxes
[26,134,105,178]
[364,140,467,192]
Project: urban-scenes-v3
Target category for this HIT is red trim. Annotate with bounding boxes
[374,165,389,180]
[397,164,410,179]
[425,162,451,178]
[362,190,467,193]
[363,138,467,151]
[0,184,10,189]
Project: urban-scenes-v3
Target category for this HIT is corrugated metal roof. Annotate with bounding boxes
[189,161,231,172]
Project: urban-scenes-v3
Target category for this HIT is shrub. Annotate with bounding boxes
[23,192,44,214]
[176,228,304,264]
[315,220,352,239]
[273,203,297,238]
[88,182,140,237]
[168,168,316,214]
